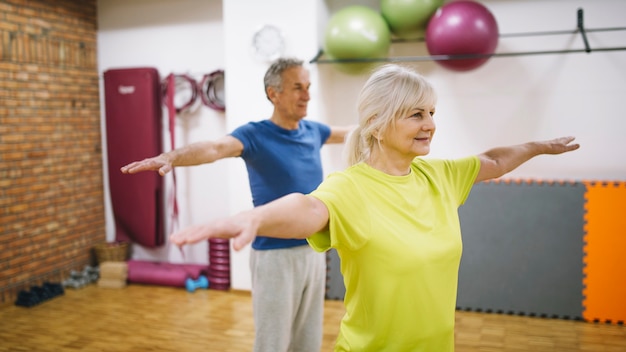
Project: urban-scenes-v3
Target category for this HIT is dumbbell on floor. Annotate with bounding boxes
[185,275,209,292]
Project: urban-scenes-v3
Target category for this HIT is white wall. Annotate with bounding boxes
[98,0,626,291]
[97,0,227,265]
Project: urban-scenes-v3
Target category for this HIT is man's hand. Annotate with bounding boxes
[120,154,172,176]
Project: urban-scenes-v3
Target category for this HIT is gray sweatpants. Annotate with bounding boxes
[250,245,326,352]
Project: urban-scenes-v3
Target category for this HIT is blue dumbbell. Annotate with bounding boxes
[185,275,209,292]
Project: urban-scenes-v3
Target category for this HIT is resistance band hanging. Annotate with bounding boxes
[200,70,225,112]
[164,73,181,234]
[160,70,226,235]
[163,71,226,113]
[164,74,199,114]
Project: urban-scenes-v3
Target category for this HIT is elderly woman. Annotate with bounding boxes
[171,64,579,351]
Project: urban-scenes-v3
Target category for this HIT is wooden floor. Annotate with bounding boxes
[1,284,625,351]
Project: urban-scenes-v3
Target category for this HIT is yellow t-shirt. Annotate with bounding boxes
[308,156,480,352]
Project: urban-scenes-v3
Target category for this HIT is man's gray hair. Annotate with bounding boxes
[263,57,304,100]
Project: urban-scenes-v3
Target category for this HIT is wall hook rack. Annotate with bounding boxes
[309,8,626,65]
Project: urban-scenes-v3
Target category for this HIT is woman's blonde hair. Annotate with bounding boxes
[345,64,437,166]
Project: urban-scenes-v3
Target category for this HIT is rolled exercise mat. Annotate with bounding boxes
[127,260,209,288]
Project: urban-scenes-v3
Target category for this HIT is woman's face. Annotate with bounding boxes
[380,105,437,159]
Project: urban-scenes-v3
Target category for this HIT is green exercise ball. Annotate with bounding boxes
[324,5,391,61]
[381,0,444,39]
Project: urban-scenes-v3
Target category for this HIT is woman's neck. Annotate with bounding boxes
[366,149,412,176]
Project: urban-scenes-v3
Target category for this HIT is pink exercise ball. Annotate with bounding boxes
[425,0,499,71]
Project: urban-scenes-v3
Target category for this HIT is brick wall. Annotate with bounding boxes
[0,0,104,304]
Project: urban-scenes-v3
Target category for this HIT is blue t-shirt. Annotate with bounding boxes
[230,119,331,250]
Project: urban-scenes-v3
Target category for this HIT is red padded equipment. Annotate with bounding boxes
[104,67,165,248]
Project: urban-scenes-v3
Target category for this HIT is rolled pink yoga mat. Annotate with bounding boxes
[127,260,209,288]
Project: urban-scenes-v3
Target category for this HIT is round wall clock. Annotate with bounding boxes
[251,24,285,61]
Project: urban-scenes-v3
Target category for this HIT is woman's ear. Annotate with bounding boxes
[366,116,380,140]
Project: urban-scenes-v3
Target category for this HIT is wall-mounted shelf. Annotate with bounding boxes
[310,8,626,64]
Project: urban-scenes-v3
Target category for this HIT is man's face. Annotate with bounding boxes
[271,66,311,120]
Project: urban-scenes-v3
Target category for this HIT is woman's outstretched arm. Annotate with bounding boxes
[170,193,330,251]
[475,136,580,183]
